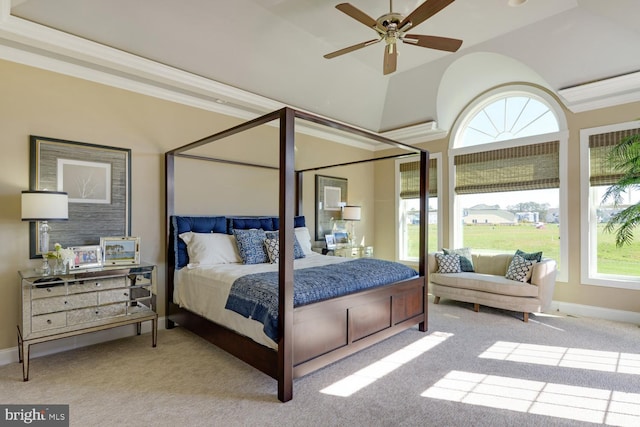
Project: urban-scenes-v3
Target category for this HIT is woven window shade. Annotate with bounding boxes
[589,128,640,186]
[400,159,437,199]
[454,141,559,194]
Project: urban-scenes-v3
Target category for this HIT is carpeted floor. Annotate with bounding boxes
[1,299,638,427]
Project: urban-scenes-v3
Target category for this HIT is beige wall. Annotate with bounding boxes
[375,98,640,315]
[0,59,381,350]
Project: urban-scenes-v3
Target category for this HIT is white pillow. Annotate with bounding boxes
[294,227,313,255]
[179,232,242,265]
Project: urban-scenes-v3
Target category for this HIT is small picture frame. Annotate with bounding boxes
[334,232,349,244]
[100,236,140,266]
[325,234,336,250]
[68,245,103,270]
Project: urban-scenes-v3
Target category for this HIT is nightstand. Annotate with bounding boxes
[17,263,157,381]
[332,245,374,258]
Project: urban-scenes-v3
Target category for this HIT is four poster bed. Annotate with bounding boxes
[165,107,430,402]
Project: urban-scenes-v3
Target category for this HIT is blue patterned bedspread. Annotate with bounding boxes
[224,258,418,341]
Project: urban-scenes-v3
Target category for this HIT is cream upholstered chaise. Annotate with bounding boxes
[428,253,557,322]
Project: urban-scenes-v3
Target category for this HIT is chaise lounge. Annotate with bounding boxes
[428,251,557,322]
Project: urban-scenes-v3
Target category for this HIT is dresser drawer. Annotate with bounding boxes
[67,277,127,294]
[67,304,127,325]
[99,289,132,304]
[32,312,66,332]
[31,285,67,299]
[32,293,98,315]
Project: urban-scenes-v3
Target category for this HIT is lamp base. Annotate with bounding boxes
[38,256,50,276]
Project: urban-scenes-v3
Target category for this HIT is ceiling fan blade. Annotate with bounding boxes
[403,34,462,52]
[324,39,380,59]
[335,3,377,29]
[399,0,455,32]
[383,43,397,75]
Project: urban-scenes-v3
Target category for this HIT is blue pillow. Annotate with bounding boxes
[233,229,269,264]
[515,249,543,262]
[264,231,306,259]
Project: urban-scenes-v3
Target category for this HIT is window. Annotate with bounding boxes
[580,122,640,289]
[397,154,440,262]
[451,86,567,280]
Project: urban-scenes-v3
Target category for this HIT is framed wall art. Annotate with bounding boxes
[315,174,347,241]
[29,135,131,259]
[101,236,140,266]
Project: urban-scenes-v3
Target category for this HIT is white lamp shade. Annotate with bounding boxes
[21,191,69,221]
[342,205,361,221]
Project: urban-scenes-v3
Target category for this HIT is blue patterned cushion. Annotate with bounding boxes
[505,255,536,282]
[264,231,305,260]
[233,229,269,264]
[515,249,543,262]
[435,253,461,273]
[443,247,474,272]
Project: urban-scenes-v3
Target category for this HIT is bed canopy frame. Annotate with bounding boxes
[165,107,429,402]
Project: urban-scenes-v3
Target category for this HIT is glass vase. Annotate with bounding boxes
[53,257,66,275]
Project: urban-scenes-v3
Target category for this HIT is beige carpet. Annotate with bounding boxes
[1,300,639,427]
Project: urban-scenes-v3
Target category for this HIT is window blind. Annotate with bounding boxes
[589,128,640,186]
[454,141,559,194]
[399,158,437,199]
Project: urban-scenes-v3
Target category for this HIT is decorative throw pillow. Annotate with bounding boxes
[265,231,306,259]
[505,255,536,282]
[294,227,313,255]
[233,229,269,264]
[263,238,279,263]
[515,249,543,262]
[178,232,242,265]
[443,247,474,272]
[435,253,462,273]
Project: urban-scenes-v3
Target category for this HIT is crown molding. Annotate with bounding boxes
[558,71,640,113]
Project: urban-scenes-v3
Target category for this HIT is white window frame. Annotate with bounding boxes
[580,120,640,290]
[449,85,568,282]
[395,153,442,262]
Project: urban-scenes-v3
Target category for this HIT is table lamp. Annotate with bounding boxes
[21,190,69,274]
[342,205,361,246]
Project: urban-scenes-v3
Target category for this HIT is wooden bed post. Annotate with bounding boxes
[165,152,175,329]
[418,150,429,332]
[277,107,295,402]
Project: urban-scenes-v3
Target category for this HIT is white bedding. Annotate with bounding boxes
[173,251,349,349]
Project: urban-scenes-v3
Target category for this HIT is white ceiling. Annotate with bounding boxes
[3,0,640,143]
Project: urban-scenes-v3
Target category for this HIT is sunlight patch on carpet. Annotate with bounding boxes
[320,331,453,397]
[422,370,640,425]
[479,341,640,374]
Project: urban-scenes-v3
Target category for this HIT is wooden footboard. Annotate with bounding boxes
[167,275,427,399]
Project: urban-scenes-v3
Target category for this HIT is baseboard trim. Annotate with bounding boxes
[549,301,640,324]
[0,316,166,367]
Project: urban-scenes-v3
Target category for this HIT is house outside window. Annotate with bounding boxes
[580,122,640,289]
[397,154,441,262]
[450,85,568,281]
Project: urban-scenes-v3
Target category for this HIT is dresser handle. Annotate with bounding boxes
[64,301,68,305]
[123,292,129,297]
[95,282,101,287]
[46,288,52,293]
[47,319,52,324]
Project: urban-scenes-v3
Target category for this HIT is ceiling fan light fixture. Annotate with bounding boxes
[324,0,462,75]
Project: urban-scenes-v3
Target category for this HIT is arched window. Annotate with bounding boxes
[450,85,567,278]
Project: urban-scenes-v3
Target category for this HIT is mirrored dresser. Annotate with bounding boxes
[17,263,157,380]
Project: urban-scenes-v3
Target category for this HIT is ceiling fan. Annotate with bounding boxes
[324,0,462,75]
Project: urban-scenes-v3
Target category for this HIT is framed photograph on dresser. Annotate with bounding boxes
[100,236,140,266]
[68,245,102,270]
